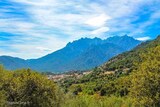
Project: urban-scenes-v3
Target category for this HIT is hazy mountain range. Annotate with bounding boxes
[0,35,141,72]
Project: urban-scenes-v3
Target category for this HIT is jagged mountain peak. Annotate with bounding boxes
[0,35,141,72]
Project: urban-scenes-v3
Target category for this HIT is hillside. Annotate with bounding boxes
[58,35,160,98]
[60,41,160,107]
[101,35,160,72]
[0,35,141,72]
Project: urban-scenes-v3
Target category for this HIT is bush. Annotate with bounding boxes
[130,46,160,106]
[0,68,62,107]
[62,95,135,107]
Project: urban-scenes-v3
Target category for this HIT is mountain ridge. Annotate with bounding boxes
[0,35,141,72]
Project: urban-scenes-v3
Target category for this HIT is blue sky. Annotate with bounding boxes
[0,0,160,59]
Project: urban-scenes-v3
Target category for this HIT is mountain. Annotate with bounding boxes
[27,37,103,72]
[100,35,160,73]
[64,43,125,71]
[0,35,141,72]
[0,56,28,70]
[105,35,141,50]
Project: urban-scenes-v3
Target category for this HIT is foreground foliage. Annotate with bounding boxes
[62,95,135,107]
[0,67,63,107]
[130,46,160,106]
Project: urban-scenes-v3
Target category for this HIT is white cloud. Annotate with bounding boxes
[36,47,51,52]
[136,36,151,41]
[91,27,110,35]
[85,14,111,27]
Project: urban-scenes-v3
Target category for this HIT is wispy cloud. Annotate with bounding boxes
[136,36,151,41]
[85,14,111,27]
[91,27,110,35]
[0,0,160,58]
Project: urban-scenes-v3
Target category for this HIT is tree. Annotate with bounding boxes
[130,46,160,106]
[0,68,61,107]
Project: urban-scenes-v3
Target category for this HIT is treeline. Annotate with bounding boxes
[0,67,64,107]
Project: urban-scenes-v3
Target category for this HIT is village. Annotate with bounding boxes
[47,71,91,81]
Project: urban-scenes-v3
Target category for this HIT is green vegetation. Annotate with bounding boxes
[130,46,160,106]
[62,95,135,107]
[0,67,63,107]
